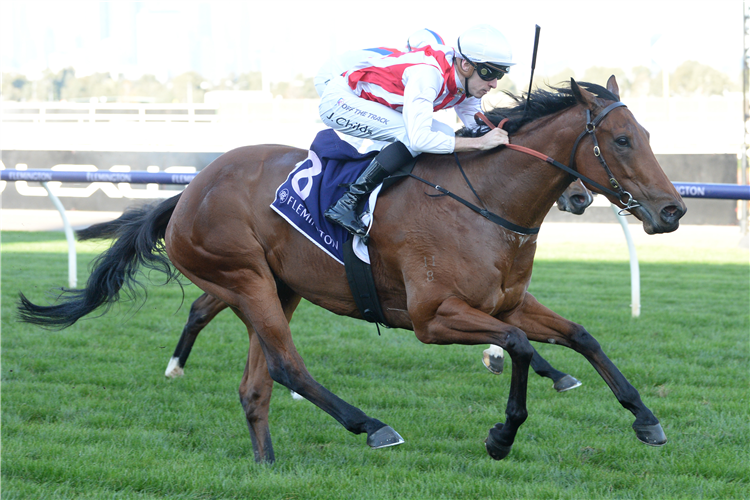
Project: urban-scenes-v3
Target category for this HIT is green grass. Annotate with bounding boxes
[2,230,748,499]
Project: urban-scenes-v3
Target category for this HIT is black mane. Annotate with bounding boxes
[456,81,619,137]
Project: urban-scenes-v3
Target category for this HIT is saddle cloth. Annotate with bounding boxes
[270,129,378,265]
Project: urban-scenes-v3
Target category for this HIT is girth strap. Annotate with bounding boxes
[343,238,390,328]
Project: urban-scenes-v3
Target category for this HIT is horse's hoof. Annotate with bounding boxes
[633,422,667,446]
[484,423,512,460]
[553,374,582,392]
[482,348,504,375]
[367,425,404,449]
[164,357,184,378]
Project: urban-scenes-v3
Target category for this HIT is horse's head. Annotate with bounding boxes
[557,179,594,215]
[569,76,686,234]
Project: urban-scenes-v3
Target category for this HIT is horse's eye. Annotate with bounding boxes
[615,137,630,147]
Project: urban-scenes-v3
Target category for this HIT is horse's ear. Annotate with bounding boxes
[606,75,620,100]
[570,78,596,108]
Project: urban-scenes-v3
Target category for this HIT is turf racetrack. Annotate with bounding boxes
[2,229,748,499]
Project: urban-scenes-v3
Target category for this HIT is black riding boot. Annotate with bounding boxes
[324,141,413,238]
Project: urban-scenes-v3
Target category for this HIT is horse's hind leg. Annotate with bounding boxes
[241,328,276,462]
[165,293,228,378]
[482,345,582,392]
[184,262,403,455]
[529,349,582,392]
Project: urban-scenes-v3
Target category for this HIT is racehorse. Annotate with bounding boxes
[75,175,594,391]
[159,182,593,387]
[556,178,594,215]
[19,77,685,463]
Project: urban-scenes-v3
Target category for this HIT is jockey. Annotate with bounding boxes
[314,29,446,155]
[314,29,446,97]
[319,24,514,238]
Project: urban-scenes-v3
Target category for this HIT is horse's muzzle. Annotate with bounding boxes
[637,200,687,234]
[660,204,685,226]
[568,194,592,215]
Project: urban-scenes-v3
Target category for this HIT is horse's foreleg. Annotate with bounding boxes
[506,293,667,446]
[165,293,228,378]
[413,297,534,460]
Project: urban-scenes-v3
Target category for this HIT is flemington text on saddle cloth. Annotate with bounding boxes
[270,129,379,265]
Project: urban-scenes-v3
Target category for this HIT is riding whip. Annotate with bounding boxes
[523,25,541,120]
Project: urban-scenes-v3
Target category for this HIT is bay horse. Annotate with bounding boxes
[75,171,594,391]
[149,181,594,390]
[19,77,685,463]
[556,178,594,215]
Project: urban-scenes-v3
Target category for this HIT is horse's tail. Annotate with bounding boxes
[75,207,150,241]
[18,193,183,329]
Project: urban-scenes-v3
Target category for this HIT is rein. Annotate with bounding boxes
[476,103,641,214]
[407,101,639,236]
[409,164,540,235]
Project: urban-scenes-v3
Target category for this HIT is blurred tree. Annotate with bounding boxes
[233,71,263,91]
[628,65,652,97]
[130,75,168,102]
[1,73,32,101]
[60,71,119,102]
[546,67,577,88]
[650,70,667,97]
[170,72,207,103]
[3,62,739,104]
[271,74,317,99]
[33,69,56,101]
[670,60,734,96]
[582,66,629,94]
[43,67,76,101]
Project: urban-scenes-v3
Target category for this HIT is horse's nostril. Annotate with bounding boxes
[661,205,684,222]
[572,195,585,205]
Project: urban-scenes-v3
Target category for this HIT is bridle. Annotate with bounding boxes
[408,101,641,236]
[565,102,641,214]
[476,101,642,215]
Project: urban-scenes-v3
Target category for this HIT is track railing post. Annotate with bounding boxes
[41,181,77,288]
[611,204,640,317]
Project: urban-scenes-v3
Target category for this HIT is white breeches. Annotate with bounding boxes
[319,76,454,156]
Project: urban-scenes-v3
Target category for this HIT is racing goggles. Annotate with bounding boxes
[473,62,509,81]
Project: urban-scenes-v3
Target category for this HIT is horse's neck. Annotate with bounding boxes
[478,110,583,228]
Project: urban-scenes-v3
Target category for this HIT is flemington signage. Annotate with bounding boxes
[6,170,54,181]
[1,150,221,211]
[1,150,743,224]
[3,170,198,184]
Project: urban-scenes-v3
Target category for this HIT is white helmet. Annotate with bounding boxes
[457,24,515,68]
[406,29,445,51]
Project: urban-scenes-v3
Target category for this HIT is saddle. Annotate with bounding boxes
[270,129,416,328]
